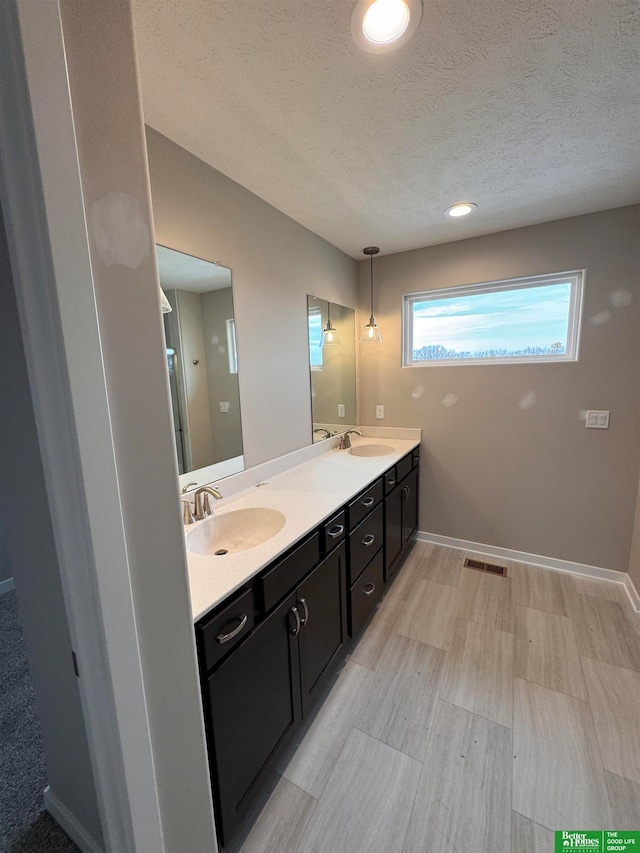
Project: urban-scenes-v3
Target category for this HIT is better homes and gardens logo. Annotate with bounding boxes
[555,831,640,852]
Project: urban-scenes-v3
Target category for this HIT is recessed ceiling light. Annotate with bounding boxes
[363,0,410,44]
[352,0,422,54]
[444,202,478,218]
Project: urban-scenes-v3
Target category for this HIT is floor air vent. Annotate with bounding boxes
[463,558,507,577]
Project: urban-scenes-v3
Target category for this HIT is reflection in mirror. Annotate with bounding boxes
[307,296,356,442]
[157,245,244,490]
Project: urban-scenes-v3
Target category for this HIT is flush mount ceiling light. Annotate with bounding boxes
[444,202,478,218]
[351,0,422,54]
[360,247,383,344]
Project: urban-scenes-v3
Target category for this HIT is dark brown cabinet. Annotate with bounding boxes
[385,456,419,584]
[205,590,300,845]
[298,543,346,716]
[196,448,420,847]
[200,543,346,844]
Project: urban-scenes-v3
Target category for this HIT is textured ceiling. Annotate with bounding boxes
[156,245,231,292]
[133,0,640,258]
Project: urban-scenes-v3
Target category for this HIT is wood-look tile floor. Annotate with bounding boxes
[227,543,640,853]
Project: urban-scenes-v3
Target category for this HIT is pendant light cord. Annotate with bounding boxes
[370,252,374,322]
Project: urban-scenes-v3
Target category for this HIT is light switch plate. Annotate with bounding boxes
[219,402,230,413]
[338,404,345,418]
[376,404,385,419]
[586,410,610,429]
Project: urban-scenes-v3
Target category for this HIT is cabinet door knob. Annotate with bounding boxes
[290,606,301,636]
[299,597,309,626]
[216,613,248,644]
[361,497,375,507]
[362,534,375,547]
[362,582,376,596]
[327,524,344,539]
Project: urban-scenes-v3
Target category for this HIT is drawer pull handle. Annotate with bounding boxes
[361,497,375,507]
[216,613,248,644]
[299,597,309,626]
[362,582,376,597]
[327,524,344,539]
[362,534,375,547]
[290,606,301,636]
[386,478,396,487]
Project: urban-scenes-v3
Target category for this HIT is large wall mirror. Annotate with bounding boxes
[157,245,244,490]
[307,296,357,441]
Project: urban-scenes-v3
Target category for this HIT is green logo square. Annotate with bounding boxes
[555,831,640,852]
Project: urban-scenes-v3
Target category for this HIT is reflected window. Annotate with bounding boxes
[308,307,323,370]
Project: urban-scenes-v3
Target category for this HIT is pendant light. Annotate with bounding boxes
[160,289,173,313]
[320,301,342,347]
[360,246,383,343]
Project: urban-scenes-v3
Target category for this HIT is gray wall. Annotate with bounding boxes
[174,289,215,470]
[358,206,640,572]
[146,127,358,468]
[0,203,103,844]
[201,288,243,463]
[628,479,640,592]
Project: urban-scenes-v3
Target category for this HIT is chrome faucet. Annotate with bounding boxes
[313,428,331,440]
[340,429,363,449]
[192,486,223,521]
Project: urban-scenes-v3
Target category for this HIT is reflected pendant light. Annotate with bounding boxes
[320,301,342,347]
[161,289,173,314]
[360,246,383,343]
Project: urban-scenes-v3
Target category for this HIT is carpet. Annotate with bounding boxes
[0,590,79,853]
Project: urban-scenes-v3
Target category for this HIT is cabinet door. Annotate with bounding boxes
[206,591,301,845]
[402,467,419,547]
[385,481,403,581]
[298,543,346,716]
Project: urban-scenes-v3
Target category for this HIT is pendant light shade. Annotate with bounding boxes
[160,289,173,314]
[360,246,383,344]
[320,301,342,347]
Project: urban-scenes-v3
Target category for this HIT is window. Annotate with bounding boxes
[226,318,238,374]
[403,271,583,367]
[308,306,323,370]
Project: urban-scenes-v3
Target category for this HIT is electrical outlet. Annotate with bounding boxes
[219,402,230,413]
[586,410,610,429]
[376,404,385,419]
[337,404,345,418]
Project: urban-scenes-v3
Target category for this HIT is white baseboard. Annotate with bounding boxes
[43,786,103,853]
[417,531,640,613]
[0,577,15,595]
[625,574,640,613]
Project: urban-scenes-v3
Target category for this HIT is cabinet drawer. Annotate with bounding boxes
[412,447,420,468]
[322,510,347,553]
[348,478,383,530]
[349,549,384,637]
[260,532,321,613]
[348,502,383,585]
[396,453,413,483]
[383,465,397,495]
[198,587,255,672]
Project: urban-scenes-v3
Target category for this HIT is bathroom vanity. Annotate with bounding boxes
[187,435,420,846]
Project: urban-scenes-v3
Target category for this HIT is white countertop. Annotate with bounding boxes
[186,434,420,621]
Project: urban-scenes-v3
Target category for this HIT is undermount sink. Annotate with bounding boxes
[349,444,395,457]
[186,507,286,556]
